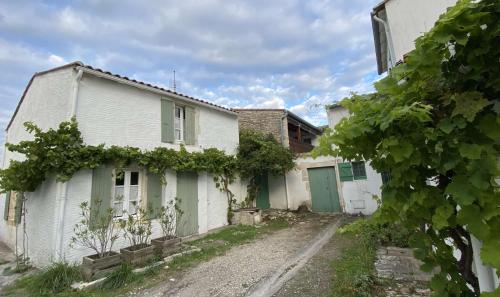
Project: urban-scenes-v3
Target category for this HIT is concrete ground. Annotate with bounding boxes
[0,241,23,289]
[129,213,341,297]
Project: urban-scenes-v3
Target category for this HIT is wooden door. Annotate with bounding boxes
[308,167,341,212]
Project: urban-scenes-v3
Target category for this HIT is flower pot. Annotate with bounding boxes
[120,244,155,266]
[231,208,262,225]
[151,236,182,257]
[81,251,122,281]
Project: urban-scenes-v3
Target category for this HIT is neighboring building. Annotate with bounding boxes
[371,0,499,292]
[0,62,243,266]
[371,0,457,73]
[234,109,322,153]
[235,108,379,215]
[326,105,382,215]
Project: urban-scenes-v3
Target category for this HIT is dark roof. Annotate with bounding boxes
[6,61,235,130]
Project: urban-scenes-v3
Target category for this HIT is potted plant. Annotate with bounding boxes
[70,201,121,280]
[118,208,154,266]
[151,199,183,257]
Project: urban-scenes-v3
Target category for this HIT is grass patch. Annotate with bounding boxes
[330,233,376,297]
[2,262,82,297]
[100,264,137,290]
[2,221,290,297]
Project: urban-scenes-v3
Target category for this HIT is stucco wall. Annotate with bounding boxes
[76,74,239,154]
[268,174,287,209]
[0,68,75,263]
[327,106,350,129]
[326,105,381,215]
[1,68,240,267]
[56,169,229,265]
[338,161,381,215]
[385,0,457,61]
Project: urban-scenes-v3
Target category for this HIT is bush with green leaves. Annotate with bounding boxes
[315,0,500,295]
[155,199,183,239]
[237,129,295,206]
[70,201,119,258]
[119,208,153,248]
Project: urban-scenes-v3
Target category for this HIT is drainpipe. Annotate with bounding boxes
[373,14,396,69]
[55,68,83,260]
[280,112,290,209]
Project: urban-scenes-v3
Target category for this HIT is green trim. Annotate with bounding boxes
[161,99,174,143]
[14,192,23,224]
[3,191,11,221]
[338,162,354,181]
[184,106,195,145]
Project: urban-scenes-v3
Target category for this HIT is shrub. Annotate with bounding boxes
[119,208,152,248]
[70,201,119,258]
[28,262,81,296]
[100,263,135,290]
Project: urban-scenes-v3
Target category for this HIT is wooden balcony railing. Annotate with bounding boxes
[289,139,314,153]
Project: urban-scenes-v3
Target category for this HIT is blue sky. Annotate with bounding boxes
[0,0,381,149]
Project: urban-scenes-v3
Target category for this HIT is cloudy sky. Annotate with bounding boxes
[0,0,381,149]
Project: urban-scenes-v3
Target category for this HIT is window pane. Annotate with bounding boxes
[352,161,367,179]
[130,172,139,185]
[113,202,123,217]
[128,200,138,214]
[175,117,180,129]
[130,185,138,200]
[175,129,182,140]
[114,186,124,201]
[175,107,181,118]
[115,171,125,186]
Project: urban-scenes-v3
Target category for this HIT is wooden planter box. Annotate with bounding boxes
[81,251,122,281]
[231,208,262,225]
[120,244,155,266]
[151,236,182,257]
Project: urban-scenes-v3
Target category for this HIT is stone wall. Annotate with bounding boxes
[235,109,286,144]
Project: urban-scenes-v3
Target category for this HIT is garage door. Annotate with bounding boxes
[308,167,341,212]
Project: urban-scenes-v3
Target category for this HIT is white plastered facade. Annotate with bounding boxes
[0,66,241,266]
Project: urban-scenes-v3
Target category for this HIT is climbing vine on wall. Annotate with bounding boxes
[237,129,296,206]
[0,121,295,218]
[0,118,237,194]
[315,0,499,296]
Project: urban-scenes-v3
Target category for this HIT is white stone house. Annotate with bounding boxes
[0,61,242,267]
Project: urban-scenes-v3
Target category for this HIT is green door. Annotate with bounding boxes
[308,167,341,212]
[255,173,270,209]
[176,171,198,236]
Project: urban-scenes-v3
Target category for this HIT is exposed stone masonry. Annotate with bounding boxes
[235,109,286,144]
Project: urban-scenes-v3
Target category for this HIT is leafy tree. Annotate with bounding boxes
[237,129,295,206]
[315,0,499,295]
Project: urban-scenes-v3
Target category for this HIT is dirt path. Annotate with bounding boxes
[132,215,340,297]
[271,231,354,297]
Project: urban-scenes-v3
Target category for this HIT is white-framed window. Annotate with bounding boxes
[174,105,185,142]
[112,170,141,217]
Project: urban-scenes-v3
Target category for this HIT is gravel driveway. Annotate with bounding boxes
[132,215,340,297]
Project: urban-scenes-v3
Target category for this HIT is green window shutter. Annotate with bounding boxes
[147,172,163,218]
[161,99,175,143]
[184,106,196,145]
[3,191,11,221]
[14,192,23,224]
[338,162,354,181]
[90,165,113,228]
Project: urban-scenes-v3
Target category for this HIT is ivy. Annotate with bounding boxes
[315,0,499,296]
[0,118,238,194]
[237,129,295,206]
[0,121,295,218]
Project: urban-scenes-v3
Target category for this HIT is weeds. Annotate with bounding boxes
[28,262,81,296]
[100,264,136,290]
